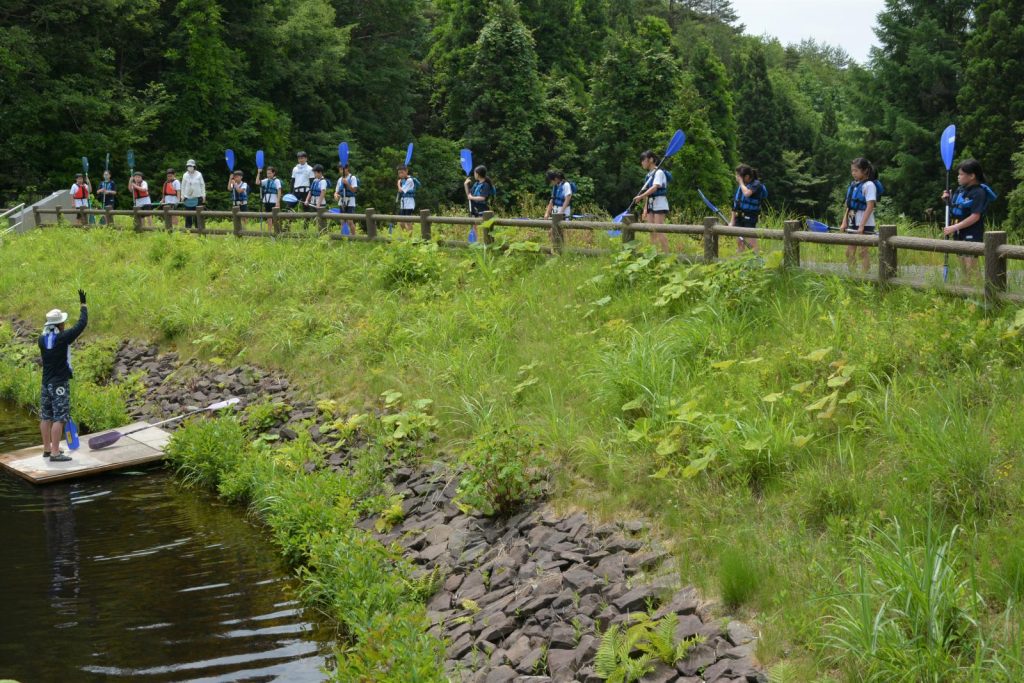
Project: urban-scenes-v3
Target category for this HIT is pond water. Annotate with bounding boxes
[0,400,333,682]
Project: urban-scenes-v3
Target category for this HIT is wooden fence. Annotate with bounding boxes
[33,204,1024,303]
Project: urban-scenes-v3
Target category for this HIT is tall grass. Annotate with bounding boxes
[4,226,1024,680]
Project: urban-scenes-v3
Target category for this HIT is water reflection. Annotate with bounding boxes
[0,401,332,682]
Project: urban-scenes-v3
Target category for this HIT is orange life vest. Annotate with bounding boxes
[72,183,89,200]
[163,180,178,198]
[132,182,149,200]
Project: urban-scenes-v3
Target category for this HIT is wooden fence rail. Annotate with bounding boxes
[31,206,1024,303]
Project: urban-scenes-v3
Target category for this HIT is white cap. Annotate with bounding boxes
[186,159,196,168]
[45,309,68,326]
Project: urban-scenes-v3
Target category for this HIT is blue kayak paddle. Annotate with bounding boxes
[940,124,956,282]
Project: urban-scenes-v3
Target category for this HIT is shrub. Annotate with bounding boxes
[376,239,442,288]
[718,544,762,608]
[456,424,545,516]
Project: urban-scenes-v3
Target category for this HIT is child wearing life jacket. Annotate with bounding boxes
[129,171,153,227]
[228,169,249,228]
[69,173,91,225]
[396,164,418,232]
[305,164,328,210]
[942,158,995,277]
[334,163,359,234]
[730,164,768,254]
[464,165,495,217]
[544,170,573,220]
[842,157,881,272]
[633,151,670,252]
[255,166,281,232]
[163,168,181,228]
[97,170,116,223]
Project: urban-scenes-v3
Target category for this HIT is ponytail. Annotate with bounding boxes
[956,158,987,185]
[735,164,758,181]
[851,157,877,181]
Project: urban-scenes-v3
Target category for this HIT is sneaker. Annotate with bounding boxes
[50,451,72,463]
[42,451,51,459]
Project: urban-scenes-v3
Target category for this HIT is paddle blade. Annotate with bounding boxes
[807,219,831,233]
[696,188,719,214]
[468,226,477,243]
[127,149,135,170]
[460,148,473,176]
[664,129,686,159]
[341,223,351,236]
[225,149,235,172]
[404,142,414,166]
[65,418,80,450]
[338,142,349,167]
[88,430,123,450]
[81,156,89,175]
[940,124,956,171]
[607,229,623,237]
[613,209,631,224]
[255,149,265,170]
[207,397,240,412]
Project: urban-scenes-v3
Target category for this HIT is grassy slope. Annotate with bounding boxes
[5,226,1024,680]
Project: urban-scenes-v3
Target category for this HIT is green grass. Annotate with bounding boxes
[4,226,1024,680]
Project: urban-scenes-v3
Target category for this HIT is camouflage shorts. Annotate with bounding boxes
[41,382,71,423]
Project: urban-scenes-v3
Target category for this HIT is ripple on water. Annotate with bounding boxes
[0,401,333,682]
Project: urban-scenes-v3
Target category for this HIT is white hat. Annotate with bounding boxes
[186,159,196,168]
[45,309,68,326]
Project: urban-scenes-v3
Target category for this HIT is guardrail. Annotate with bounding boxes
[30,205,1023,303]
[0,203,26,236]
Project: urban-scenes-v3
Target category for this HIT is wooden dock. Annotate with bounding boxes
[0,422,172,485]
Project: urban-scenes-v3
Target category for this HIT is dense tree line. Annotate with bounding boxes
[2,0,1023,230]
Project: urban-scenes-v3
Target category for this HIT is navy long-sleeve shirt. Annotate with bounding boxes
[39,306,88,385]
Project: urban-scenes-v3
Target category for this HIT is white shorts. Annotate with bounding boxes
[647,196,669,212]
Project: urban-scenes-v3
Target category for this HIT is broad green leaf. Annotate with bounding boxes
[761,392,784,403]
[827,375,851,387]
[791,434,812,447]
[621,398,645,412]
[790,381,813,394]
[656,438,680,456]
[711,359,737,370]
[838,390,862,405]
[801,347,832,362]
[649,466,671,480]
[805,391,838,412]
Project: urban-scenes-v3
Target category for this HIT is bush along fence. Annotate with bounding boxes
[34,205,1024,303]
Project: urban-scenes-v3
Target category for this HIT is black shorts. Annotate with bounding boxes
[646,209,669,215]
[263,202,277,212]
[233,202,248,211]
[399,208,415,217]
[734,213,758,228]
[953,225,984,242]
[845,225,876,235]
[41,382,71,423]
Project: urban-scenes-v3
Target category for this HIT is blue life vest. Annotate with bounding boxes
[733,181,768,214]
[310,178,325,197]
[400,178,421,199]
[338,175,357,202]
[100,180,115,203]
[471,181,495,214]
[643,170,671,198]
[950,184,997,219]
[231,183,248,204]
[552,181,577,208]
[845,179,884,212]
[261,178,280,201]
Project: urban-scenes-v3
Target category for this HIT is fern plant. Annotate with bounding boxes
[595,614,705,682]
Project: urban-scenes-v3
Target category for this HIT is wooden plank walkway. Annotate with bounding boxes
[0,422,171,485]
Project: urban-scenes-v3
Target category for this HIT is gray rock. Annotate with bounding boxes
[594,554,626,583]
[445,573,465,592]
[627,549,669,572]
[673,614,704,643]
[701,655,759,682]
[612,584,659,613]
[547,621,577,649]
[485,665,519,683]
[727,620,756,646]
[460,571,488,601]
[676,643,717,676]
[572,633,597,668]
[428,590,452,611]
[640,661,676,682]
[479,614,517,645]
[450,633,475,659]
[545,648,576,680]
[604,535,644,553]
[653,587,700,619]
[517,647,546,674]
[425,523,454,547]
[563,567,599,595]
[504,635,533,668]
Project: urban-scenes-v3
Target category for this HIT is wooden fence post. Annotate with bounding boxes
[315,207,326,233]
[783,220,801,268]
[365,208,378,239]
[55,206,63,224]
[232,206,242,236]
[702,216,719,263]
[984,230,1007,302]
[621,216,635,245]
[878,224,898,285]
[33,207,40,227]
[133,208,142,232]
[482,210,494,245]
[271,207,280,236]
[419,209,432,241]
[551,213,564,253]
[195,206,206,234]
[163,204,173,232]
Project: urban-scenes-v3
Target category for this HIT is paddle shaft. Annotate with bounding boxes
[943,168,951,280]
